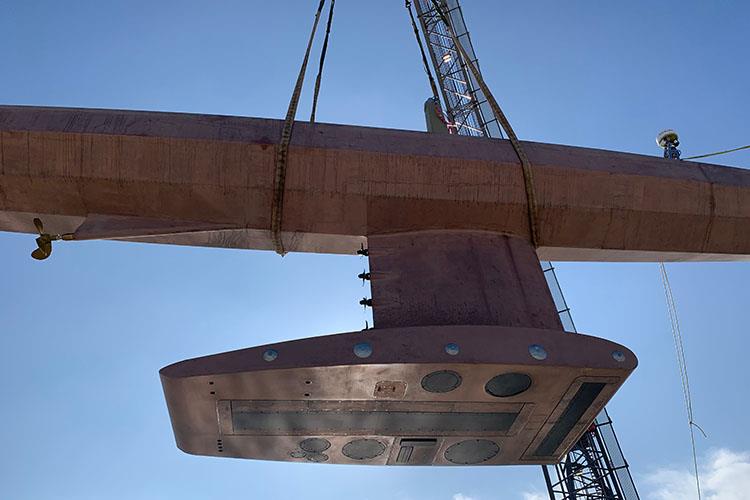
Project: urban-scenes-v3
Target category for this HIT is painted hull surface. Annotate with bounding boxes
[2,105,749,261]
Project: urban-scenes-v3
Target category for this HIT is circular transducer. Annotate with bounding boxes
[299,438,331,453]
[612,350,626,363]
[289,450,307,459]
[421,370,462,393]
[306,452,329,463]
[485,372,532,397]
[444,439,500,465]
[342,439,386,460]
[262,348,278,362]
[353,342,373,358]
[444,342,460,356]
[528,344,548,361]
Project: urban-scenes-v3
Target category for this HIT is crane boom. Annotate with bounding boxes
[413,0,503,138]
[411,1,640,498]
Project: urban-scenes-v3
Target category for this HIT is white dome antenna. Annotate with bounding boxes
[657,129,681,159]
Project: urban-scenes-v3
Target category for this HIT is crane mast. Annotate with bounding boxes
[411,1,640,498]
[412,0,501,138]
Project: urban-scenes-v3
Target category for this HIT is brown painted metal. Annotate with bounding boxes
[2,105,750,261]
[368,231,562,329]
[161,325,636,465]
[0,105,734,465]
[161,232,636,465]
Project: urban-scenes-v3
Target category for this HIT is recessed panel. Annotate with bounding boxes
[299,438,330,453]
[421,370,462,393]
[445,439,500,464]
[485,373,532,397]
[395,438,439,465]
[231,404,518,435]
[531,382,606,458]
[342,439,386,460]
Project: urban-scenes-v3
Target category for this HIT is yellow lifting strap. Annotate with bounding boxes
[271,0,328,255]
[429,0,540,248]
[310,0,336,123]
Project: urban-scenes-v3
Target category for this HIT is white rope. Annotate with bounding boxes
[659,262,706,500]
[684,143,750,160]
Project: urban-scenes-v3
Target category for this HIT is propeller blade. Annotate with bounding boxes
[358,271,371,285]
[32,236,53,260]
[31,247,49,260]
[33,217,44,234]
[41,241,53,257]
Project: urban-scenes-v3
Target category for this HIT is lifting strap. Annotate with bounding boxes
[310,0,336,123]
[271,0,327,255]
[428,0,540,248]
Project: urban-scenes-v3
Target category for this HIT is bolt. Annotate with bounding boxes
[528,344,548,361]
[444,343,460,356]
[612,350,626,362]
[262,349,278,362]
[353,342,373,358]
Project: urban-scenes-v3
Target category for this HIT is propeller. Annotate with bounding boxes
[359,298,372,309]
[358,270,371,286]
[356,243,368,257]
[30,218,73,260]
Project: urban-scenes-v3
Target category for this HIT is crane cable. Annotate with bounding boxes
[271,0,327,255]
[428,0,540,248]
[684,143,750,161]
[405,0,441,103]
[659,262,707,500]
[310,0,336,123]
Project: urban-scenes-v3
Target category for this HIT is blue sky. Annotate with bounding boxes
[2,1,750,499]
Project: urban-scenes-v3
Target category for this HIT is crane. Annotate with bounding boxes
[4,0,745,494]
[408,1,640,498]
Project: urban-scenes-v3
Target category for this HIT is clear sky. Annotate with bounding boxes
[2,1,750,499]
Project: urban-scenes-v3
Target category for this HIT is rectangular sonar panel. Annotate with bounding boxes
[532,382,606,457]
[231,405,519,435]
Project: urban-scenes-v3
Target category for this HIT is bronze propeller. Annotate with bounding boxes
[31,218,73,260]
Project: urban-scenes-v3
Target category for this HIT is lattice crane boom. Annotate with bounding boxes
[413,0,503,138]
[410,1,640,498]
